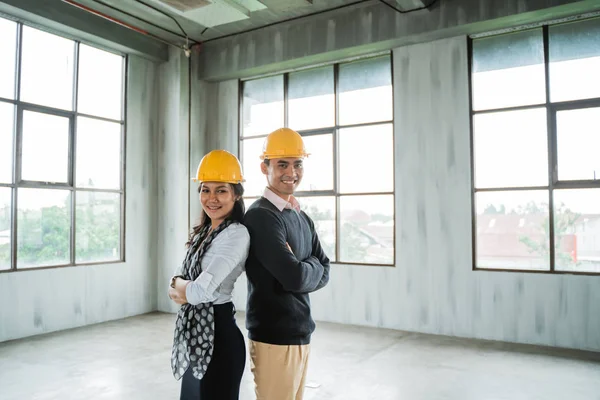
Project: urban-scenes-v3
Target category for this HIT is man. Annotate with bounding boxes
[244,127,331,400]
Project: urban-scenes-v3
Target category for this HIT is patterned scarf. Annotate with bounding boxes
[171,219,233,381]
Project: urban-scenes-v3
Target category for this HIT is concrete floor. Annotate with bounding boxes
[1,312,599,400]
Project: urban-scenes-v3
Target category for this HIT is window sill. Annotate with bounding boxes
[0,259,126,274]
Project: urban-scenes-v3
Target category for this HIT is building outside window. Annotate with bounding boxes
[470,16,600,274]
[0,17,126,272]
[240,54,395,266]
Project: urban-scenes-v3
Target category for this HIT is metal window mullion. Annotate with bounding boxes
[75,187,123,193]
[120,55,128,262]
[0,97,17,104]
[551,97,600,111]
[239,79,246,141]
[76,112,124,125]
[73,41,79,114]
[554,180,600,189]
[474,185,550,192]
[10,185,17,271]
[70,115,76,265]
[337,191,395,197]
[10,22,21,271]
[15,23,23,102]
[471,103,547,115]
[70,189,76,265]
[10,94,18,270]
[389,52,396,266]
[19,102,74,118]
[543,25,556,273]
[298,127,336,137]
[12,106,24,270]
[336,119,395,130]
[334,62,340,263]
[69,42,80,265]
[283,73,289,128]
[467,37,479,272]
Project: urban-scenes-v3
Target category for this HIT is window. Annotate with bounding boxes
[469,16,600,274]
[240,55,395,266]
[0,18,125,271]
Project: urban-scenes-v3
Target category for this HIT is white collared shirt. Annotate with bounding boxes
[262,187,301,212]
[173,223,250,305]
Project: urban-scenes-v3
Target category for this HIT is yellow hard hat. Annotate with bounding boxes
[260,127,310,160]
[193,150,244,184]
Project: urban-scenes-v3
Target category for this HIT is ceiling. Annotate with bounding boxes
[66,0,373,45]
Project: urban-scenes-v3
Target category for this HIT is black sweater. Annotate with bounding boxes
[244,197,330,345]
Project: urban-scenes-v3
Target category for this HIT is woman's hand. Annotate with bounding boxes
[169,278,190,305]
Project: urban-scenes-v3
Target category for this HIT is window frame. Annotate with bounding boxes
[239,53,396,267]
[0,20,127,273]
[468,20,600,276]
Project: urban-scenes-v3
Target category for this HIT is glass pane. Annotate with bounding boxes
[288,66,334,130]
[17,188,71,268]
[243,197,259,212]
[76,117,121,189]
[241,138,266,197]
[296,134,333,192]
[339,56,393,125]
[76,192,120,263]
[473,108,548,188]
[20,26,75,110]
[242,76,284,137]
[0,102,14,183]
[0,18,17,100]
[0,188,10,270]
[554,189,600,273]
[22,111,69,183]
[340,195,394,265]
[339,124,393,194]
[550,17,600,102]
[472,29,545,111]
[475,190,549,271]
[556,107,600,181]
[78,44,123,120]
[298,196,336,262]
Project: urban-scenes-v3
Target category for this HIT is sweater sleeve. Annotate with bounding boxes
[305,212,330,292]
[245,207,325,293]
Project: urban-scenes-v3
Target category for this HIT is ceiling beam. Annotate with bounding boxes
[0,0,168,62]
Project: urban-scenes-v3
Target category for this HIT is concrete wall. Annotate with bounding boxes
[156,48,191,313]
[198,0,600,81]
[0,55,160,342]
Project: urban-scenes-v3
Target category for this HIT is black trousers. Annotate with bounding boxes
[180,302,246,400]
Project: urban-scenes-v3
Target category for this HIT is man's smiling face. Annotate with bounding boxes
[261,157,304,199]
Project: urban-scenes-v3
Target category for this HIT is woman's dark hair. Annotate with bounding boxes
[186,182,245,246]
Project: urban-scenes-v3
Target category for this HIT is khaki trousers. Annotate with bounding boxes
[249,339,311,400]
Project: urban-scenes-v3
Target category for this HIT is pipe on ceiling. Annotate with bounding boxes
[61,0,196,53]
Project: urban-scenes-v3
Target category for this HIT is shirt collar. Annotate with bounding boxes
[263,187,300,212]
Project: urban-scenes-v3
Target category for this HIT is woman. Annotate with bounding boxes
[168,149,249,400]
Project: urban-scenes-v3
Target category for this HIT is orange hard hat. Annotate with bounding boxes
[260,127,310,160]
[193,149,244,184]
